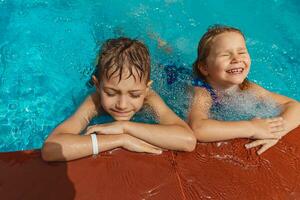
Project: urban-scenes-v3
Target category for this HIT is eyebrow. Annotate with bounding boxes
[216,47,247,54]
[103,87,143,92]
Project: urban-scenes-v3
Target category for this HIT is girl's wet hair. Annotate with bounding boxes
[93,37,150,84]
[193,24,249,89]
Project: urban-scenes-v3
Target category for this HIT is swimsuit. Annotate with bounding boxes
[192,78,220,106]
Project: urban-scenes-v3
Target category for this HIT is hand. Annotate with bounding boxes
[250,117,285,139]
[122,134,162,154]
[245,139,279,155]
[85,121,125,135]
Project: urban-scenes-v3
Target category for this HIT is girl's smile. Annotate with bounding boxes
[202,31,251,90]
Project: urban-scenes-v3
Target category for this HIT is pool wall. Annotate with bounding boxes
[1,126,300,199]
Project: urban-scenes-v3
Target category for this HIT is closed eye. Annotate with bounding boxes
[130,94,141,98]
[221,54,230,57]
[105,92,117,97]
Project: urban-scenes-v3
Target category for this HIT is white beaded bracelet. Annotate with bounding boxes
[91,134,99,155]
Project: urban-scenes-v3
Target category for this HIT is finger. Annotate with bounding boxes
[84,131,92,135]
[86,125,97,132]
[138,140,163,153]
[86,125,109,135]
[140,144,162,154]
[245,140,267,149]
[257,141,277,155]
[144,148,163,154]
[268,120,284,127]
[85,126,99,135]
[86,125,96,130]
[85,128,95,135]
[139,140,163,151]
[143,142,162,150]
[271,130,285,139]
[262,132,280,139]
[266,117,283,123]
[270,125,285,133]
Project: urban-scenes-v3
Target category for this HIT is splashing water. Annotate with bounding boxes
[209,89,282,121]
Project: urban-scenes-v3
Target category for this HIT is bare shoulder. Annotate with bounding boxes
[188,86,213,122]
[191,86,213,108]
[246,82,269,96]
[73,92,102,121]
[49,93,101,136]
[144,89,187,125]
[144,89,168,111]
[145,89,162,103]
[247,81,294,104]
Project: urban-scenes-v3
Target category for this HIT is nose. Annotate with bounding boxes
[231,53,242,63]
[116,95,128,110]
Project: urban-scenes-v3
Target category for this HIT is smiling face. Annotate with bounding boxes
[93,68,150,121]
[200,31,251,90]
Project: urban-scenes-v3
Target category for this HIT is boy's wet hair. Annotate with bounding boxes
[94,37,150,83]
[193,24,249,89]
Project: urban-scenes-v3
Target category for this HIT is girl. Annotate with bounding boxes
[42,37,196,161]
[189,25,300,154]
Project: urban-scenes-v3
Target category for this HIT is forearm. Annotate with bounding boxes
[123,122,196,152]
[280,101,300,132]
[192,119,253,142]
[41,134,123,161]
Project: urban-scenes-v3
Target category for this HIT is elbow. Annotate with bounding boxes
[184,135,197,152]
[181,130,197,152]
[41,143,54,161]
[41,142,65,162]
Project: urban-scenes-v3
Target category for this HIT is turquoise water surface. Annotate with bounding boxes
[1,0,300,152]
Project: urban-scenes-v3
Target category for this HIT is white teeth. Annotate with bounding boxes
[226,68,244,74]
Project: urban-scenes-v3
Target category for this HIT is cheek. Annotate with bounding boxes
[131,98,145,110]
[100,93,114,108]
[209,61,225,74]
[247,56,251,67]
[208,57,227,69]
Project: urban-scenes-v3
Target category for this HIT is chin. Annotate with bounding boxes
[230,76,246,84]
[112,115,133,121]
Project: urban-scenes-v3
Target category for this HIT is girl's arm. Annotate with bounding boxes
[252,83,300,135]
[42,93,161,161]
[86,90,196,152]
[244,83,300,155]
[188,87,282,142]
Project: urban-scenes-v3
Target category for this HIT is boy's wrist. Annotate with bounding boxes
[118,134,128,147]
[120,121,131,134]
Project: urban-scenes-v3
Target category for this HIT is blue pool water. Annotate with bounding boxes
[1,0,300,152]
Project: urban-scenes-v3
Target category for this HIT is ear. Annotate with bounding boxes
[146,80,153,87]
[92,75,100,91]
[146,80,153,92]
[198,62,209,76]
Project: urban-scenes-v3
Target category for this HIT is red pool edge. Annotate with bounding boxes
[1,127,300,200]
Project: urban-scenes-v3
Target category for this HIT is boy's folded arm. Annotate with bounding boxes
[42,132,123,161]
[42,93,123,161]
[121,90,196,152]
[122,122,196,152]
[43,121,161,161]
